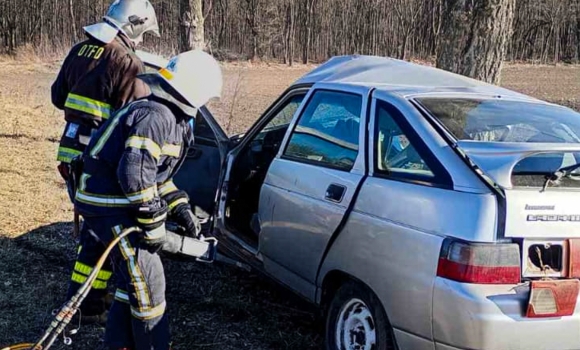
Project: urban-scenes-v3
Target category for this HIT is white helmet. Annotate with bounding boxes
[84,0,159,45]
[158,50,223,109]
[104,0,160,44]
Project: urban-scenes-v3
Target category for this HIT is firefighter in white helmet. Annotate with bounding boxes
[51,0,160,325]
[72,50,222,350]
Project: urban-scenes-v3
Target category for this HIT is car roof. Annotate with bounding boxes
[294,55,542,102]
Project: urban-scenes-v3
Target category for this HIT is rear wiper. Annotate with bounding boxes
[542,162,580,192]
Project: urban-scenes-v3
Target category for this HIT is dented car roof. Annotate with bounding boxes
[294,55,543,101]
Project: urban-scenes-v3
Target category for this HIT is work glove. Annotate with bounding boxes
[135,197,169,253]
[164,190,201,238]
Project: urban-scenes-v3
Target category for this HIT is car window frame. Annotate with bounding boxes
[372,99,453,189]
[280,88,365,172]
[229,87,310,155]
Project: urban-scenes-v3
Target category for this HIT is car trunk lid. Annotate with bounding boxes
[457,141,580,239]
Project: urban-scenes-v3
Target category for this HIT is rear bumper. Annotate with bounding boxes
[433,277,580,350]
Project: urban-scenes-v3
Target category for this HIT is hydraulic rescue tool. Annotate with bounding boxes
[1,225,240,350]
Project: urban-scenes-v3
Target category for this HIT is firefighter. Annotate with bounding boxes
[73,50,222,350]
[51,0,160,324]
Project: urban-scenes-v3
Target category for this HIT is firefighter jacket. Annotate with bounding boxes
[51,33,149,164]
[74,78,195,218]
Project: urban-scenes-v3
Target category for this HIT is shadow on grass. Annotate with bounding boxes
[0,222,323,350]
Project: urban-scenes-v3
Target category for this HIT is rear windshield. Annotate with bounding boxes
[417,98,580,143]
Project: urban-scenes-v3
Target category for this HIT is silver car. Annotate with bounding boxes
[144,53,580,350]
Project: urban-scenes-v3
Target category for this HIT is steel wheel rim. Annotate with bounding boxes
[335,298,376,350]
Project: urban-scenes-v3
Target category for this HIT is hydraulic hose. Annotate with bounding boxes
[1,345,36,350]
[1,227,142,350]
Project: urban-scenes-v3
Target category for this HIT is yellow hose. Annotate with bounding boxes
[1,344,34,350]
[2,227,142,350]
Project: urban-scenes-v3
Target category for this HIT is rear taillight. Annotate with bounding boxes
[437,239,521,284]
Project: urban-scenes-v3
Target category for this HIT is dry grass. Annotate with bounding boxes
[1,59,580,349]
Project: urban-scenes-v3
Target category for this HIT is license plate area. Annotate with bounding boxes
[522,240,568,278]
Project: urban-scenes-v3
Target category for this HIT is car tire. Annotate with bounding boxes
[325,281,396,350]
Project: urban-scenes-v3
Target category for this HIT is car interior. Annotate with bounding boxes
[223,94,307,246]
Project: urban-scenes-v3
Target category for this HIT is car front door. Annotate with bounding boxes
[173,106,229,223]
[258,84,370,299]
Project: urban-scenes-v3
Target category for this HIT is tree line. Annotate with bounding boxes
[1,0,578,65]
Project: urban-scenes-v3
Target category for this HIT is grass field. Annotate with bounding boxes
[1,58,580,349]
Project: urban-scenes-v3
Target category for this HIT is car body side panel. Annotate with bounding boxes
[352,177,498,243]
[317,177,499,341]
[259,159,364,299]
[318,208,443,341]
[393,329,436,350]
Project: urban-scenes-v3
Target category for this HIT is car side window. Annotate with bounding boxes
[284,90,362,171]
[375,101,452,187]
[255,94,306,141]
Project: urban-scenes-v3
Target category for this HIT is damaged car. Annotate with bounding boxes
[140,52,580,350]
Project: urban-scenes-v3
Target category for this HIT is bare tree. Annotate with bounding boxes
[68,0,78,43]
[437,0,516,84]
[393,0,424,60]
[284,0,296,66]
[3,0,580,66]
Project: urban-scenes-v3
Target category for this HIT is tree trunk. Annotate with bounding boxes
[284,1,296,66]
[575,0,580,61]
[68,0,77,43]
[302,0,314,64]
[179,0,205,52]
[436,0,515,84]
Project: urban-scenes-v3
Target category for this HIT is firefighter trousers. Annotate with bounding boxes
[66,222,113,316]
[83,215,171,350]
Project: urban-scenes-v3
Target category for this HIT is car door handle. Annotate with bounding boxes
[325,184,346,203]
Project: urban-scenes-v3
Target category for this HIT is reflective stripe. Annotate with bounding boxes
[137,213,167,227]
[113,226,151,309]
[79,174,89,191]
[126,136,161,160]
[71,272,108,289]
[158,181,178,196]
[126,186,158,204]
[79,134,92,146]
[142,225,166,241]
[57,147,82,163]
[161,144,181,157]
[90,104,132,157]
[75,190,131,207]
[168,197,188,210]
[74,262,112,281]
[65,93,112,119]
[131,301,166,320]
[115,289,130,304]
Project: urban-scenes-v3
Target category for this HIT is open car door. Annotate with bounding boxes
[173,107,230,223]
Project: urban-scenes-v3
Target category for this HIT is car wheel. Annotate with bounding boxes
[325,281,396,350]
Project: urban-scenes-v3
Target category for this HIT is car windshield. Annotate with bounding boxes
[416,98,580,143]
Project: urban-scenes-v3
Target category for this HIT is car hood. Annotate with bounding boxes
[457,141,580,189]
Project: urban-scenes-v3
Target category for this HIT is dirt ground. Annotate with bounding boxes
[1,59,580,349]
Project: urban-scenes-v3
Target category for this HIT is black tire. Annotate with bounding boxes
[325,281,396,350]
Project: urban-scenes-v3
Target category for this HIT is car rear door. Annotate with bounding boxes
[258,84,371,298]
